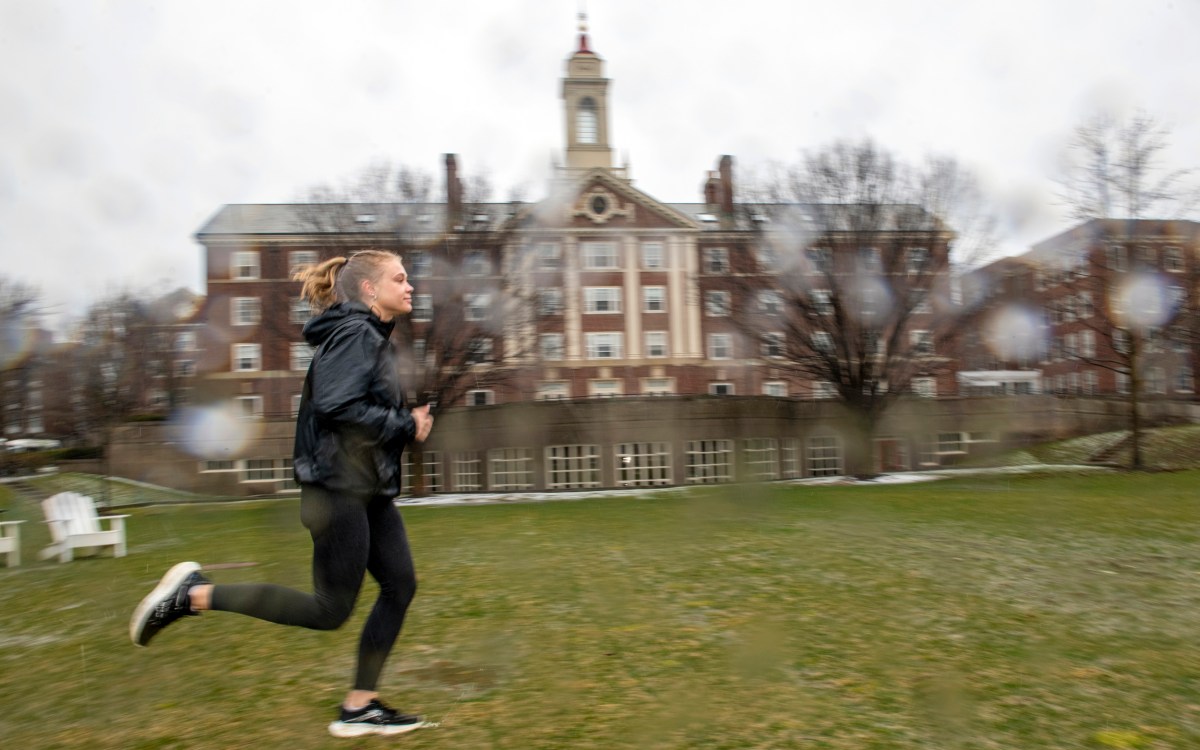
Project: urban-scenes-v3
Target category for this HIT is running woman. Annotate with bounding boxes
[131,250,434,738]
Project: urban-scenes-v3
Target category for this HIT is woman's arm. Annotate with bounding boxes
[309,327,415,446]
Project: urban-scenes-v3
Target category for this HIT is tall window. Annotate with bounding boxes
[466,293,489,321]
[576,97,598,144]
[452,452,482,491]
[540,333,564,360]
[643,287,666,313]
[759,290,783,315]
[466,338,493,365]
[708,333,732,360]
[582,242,619,269]
[907,247,930,275]
[539,289,563,316]
[536,243,561,270]
[743,438,779,481]
[231,297,261,326]
[408,251,432,277]
[290,343,314,371]
[464,250,490,276]
[290,297,313,325]
[703,247,729,274]
[289,251,318,277]
[761,333,785,358]
[232,251,260,280]
[641,242,665,269]
[585,332,623,359]
[705,290,730,316]
[584,287,622,313]
[232,344,261,372]
[644,331,668,358]
[808,247,832,275]
[686,440,734,484]
[412,294,433,322]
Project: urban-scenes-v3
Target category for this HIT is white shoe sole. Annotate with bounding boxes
[130,561,201,647]
[328,720,426,738]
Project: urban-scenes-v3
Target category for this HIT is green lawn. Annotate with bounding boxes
[1,471,1198,749]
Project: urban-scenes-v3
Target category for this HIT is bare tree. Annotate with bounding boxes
[1050,112,1198,468]
[1056,111,1198,222]
[735,139,996,476]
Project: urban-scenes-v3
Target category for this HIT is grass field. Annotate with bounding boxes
[1,470,1198,749]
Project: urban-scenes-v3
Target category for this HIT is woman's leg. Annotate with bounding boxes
[207,485,370,630]
[351,496,418,692]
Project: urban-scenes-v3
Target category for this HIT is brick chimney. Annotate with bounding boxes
[444,153,463,228]
[718,155,734,216]
[703,171,721,207]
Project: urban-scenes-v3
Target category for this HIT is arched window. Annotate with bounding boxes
[576,97,598,144]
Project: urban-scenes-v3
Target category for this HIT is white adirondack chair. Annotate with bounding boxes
[40,492,129,563]
[0,518,24,566]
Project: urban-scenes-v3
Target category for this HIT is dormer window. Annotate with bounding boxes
[577,97,598,144]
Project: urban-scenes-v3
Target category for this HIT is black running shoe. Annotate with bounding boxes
[130,561,209,647]
[328,699,425,738]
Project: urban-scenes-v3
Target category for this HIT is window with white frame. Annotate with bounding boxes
[546,444,601,489]
[540,333,564,360]
[290,343,314,371]
[585,287,622,313]
[912,376,937,398]
[176,331,196,351]
[1079,330,1095,358]
[758,290,783,315]
[1147,366,1166,394]
[588,379,623,398]
[464,250,490,276]
[290,297,313,325]
[1176,363,1194,393]
[582,242,620,269]
[1107,244,1128,272]
[643,286,666,313]
[743,438,779,481]
[536,242,561,270]
[466,337,493,364]
[401,451,442,494]
[709,382,734,396]
[703,247,729,274]
[452,452,483,491]
[466,293,490,321]
[686,439,734,484]
[616,442,672,486]
[411,339,427,364]
[642,377,674,395]
[859,247,882,273]
[232,251,260,279]
[708,333,732,359]
[909,289,931,314]
[757,246,780,272]
[1116,370,1130,394]
[812,332,834,353]
[911,330,934,355]
[644,331,668,358]
[175,360,196,378]
[781,438,801,478]
[536,381,570,400]
[232,297,261,326]
[907,247,929,275]
[235,395,263,419]
[585,332,623,359]
[412,294,433,322]
[539,288,563,316]
[242,457,290,483]
[488,447,534,490]
[1163,246,1184,272]
[763,381,787,397]
[813,380,837,400]
[466,389,494,406]
[408,251,431,277]
[807,247,832,275]
[200,459,237,473]
[641,242,665,269]
[232,343,261,372]
[807,435,842,476]
[1083,370,1099,395]
[705,290,730,316]
[288,250,318,277]
[762,332,785,358]
[812,289,833,316]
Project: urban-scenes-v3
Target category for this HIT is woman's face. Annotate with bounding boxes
[368,257,414,321]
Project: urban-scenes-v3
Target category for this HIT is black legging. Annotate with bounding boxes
[209,484,417,691]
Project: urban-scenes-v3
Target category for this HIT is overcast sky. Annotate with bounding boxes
[2,0,1197,332]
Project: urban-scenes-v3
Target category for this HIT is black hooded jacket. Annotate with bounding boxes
[292,301,416,497]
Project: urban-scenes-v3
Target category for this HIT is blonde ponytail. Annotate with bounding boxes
[293,250,401,313]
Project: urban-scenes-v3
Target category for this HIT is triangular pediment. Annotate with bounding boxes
[512,169,700,231]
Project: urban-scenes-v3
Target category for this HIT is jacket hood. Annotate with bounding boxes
[303,301,396,346]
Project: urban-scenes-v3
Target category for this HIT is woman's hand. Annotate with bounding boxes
[411,404,434,443]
